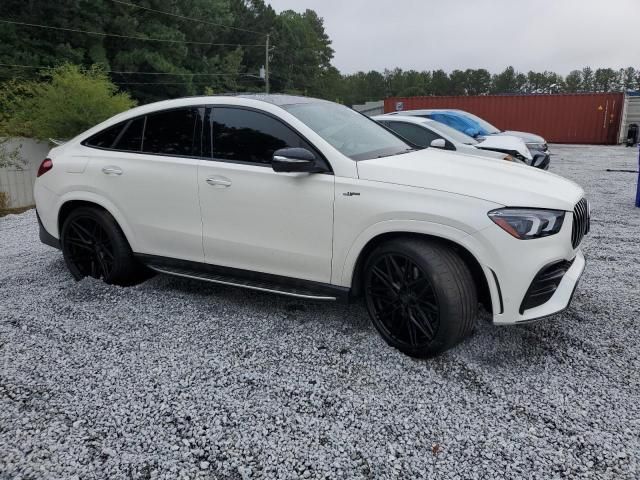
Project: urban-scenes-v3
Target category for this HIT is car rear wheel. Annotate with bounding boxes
[61,206,147,286]
[363,238,477,357]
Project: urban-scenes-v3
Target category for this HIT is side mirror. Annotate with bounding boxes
[430,138,446,149]
[272,148,322,173]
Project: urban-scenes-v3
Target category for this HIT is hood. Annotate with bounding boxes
[475,135,533,160]
[495,130,546,144]
[357,149,583,211]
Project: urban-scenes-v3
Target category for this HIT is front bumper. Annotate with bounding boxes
[515,250,585,323]
[473,214,586,325]
[531,152,550,170]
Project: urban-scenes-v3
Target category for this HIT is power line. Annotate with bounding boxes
[0,19,268,47]
[110,0,267,36]
[115,77,265,85]
[0,62,261,77]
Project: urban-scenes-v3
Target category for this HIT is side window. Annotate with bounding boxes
[386,122,438,148]
[85,122,126,149]
[142,108,200,156]
[112,117,145,152]
[211,107,310,165]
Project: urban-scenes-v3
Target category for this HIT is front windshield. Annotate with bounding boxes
[283,102,413,160]
[424,120,477,145]
[457,111,501,135]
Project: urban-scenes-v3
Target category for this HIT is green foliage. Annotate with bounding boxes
[0,64,135,140]
[0,0,639,107]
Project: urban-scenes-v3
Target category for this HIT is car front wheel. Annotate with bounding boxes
[363,238,477,357]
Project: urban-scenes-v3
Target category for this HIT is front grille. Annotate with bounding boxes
[571,198,590,249]
[520,258,575,313]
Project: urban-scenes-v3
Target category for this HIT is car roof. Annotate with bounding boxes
[373,115,435,125]
[393,109,467,115]
[129,93,329,115]
[235,93,329,106]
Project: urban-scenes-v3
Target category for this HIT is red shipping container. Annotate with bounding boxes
[384,93,624,145]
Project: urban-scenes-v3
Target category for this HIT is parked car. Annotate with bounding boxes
[388,109,550,169]
[34,95,588,357]
[373,114,532,164]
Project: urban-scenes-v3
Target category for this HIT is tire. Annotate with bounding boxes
[60,206,148,286]
[363,238,477,357]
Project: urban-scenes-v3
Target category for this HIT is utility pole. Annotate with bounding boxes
[265,34,270,94]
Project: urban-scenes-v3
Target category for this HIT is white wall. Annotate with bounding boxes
[0,138,51,209]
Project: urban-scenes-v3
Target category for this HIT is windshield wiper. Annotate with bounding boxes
[376,148,415,159]
[397,148,416,155]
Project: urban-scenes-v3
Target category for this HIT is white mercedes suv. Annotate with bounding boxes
[34,95,589,357]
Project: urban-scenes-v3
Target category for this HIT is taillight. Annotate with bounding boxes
[37,158,53,177]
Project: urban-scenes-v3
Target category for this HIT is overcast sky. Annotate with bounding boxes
[267,0,636,75]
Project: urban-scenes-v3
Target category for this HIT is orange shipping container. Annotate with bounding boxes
[384,93,624,145]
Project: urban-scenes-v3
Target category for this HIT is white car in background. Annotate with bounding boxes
[373,115,532,164]
[387,109,550,169]
[34,94,588,357]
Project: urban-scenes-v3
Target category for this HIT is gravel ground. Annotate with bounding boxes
[1,145,639,479]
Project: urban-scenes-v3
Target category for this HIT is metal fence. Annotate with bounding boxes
[0,138,50,209]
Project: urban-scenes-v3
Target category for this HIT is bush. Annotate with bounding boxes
[0,64,136,141]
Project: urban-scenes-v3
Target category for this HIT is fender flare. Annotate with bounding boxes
[337,219,501,314]
[54,191,138,251]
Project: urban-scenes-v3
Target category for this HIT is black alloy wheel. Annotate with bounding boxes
[61,206,148,285]
[363,238,477,357]
[365,253,440,349]
[63,214,115,280]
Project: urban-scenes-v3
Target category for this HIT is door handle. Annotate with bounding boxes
[102,166,123,176]
[206,176,232,188]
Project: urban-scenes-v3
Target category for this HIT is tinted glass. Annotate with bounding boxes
[143,108,199,156]
[211,107,310,164]
[113,117,145,152]
[424,120,478,145]
[85,122,126,148]
[386,122,439,148]
[284,102,412,160]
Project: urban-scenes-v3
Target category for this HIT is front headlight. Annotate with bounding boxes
[488,208,565,239]
[526,142,547,152]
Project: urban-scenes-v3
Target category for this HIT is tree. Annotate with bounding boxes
[620,67,636,91]
[269,9,334,95]
[0,64,135,140]
[593,68,618,92]
[431,70,450,96]
[465,69,491,95]
[565,70,582,92]
[581,67,594,92]
[448,70,467,95]
[491,66,521,94]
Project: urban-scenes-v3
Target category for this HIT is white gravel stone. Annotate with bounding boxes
[1,145,639,479]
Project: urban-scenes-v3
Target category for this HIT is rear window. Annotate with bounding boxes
[84,122,126,149]
[113,117,145,152]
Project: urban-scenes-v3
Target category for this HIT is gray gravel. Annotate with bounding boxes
[1,145,640,479]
